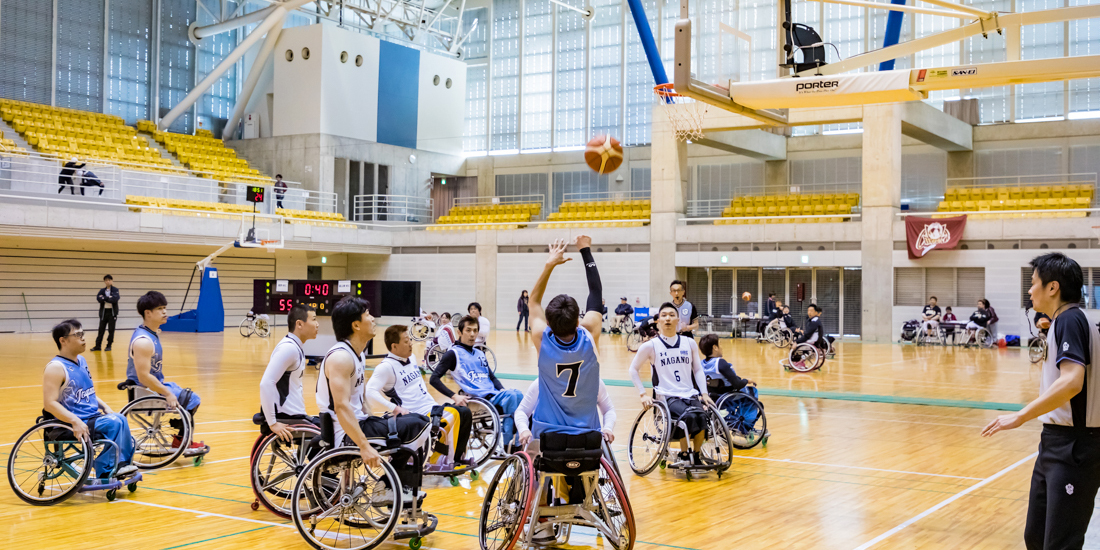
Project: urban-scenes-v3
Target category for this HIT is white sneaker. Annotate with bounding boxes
[531,522,556,543]
[116,464,139,478]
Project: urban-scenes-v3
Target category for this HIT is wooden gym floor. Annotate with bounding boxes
[0,327,1070,549]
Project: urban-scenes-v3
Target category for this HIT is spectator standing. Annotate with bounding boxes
[516,290,529,332]
[274,174,288,209]
[91,275,119,352]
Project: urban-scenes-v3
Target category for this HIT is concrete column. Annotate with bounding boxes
[764,160,789,194]
[475,230,498,326]
[861,104,903,343]
[649,109,689,306]
[466,157,496,197]
[947,150,974,181]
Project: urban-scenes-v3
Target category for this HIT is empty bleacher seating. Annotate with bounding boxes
[0,99,176,172]
[125,196,352,227]
[139,120,267,184]
[541,199,650,228]
[713,193,859,224]
[276,208,352,227]
[937,185,1093,219]
[0,129,27,154]
[431,202,542,231]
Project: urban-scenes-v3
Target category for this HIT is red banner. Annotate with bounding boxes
[905,215,967,259]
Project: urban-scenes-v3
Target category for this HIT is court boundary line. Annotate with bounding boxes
[731,456,984,480]
[850,452,1038,550]
[492,373,1025,410]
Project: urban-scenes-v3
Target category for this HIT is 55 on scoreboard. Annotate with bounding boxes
[253,279,420,317]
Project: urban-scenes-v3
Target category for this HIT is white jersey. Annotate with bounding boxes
[259,334,307,424]
[368,354,438,416]
[476,316,490,345]
[645,335,700,399]
[317,341,368,446]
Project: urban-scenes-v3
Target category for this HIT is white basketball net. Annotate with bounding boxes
[654,85,707,142]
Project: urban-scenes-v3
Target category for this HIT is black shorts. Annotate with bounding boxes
[259,413,321,437]
[666,396,706,439]
[352,413,431,447]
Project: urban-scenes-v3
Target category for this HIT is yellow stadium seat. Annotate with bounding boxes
[1052,185,1066,198]
[1036,186,1052,199]
[963,201,976,211]
[944,189,959,202]
[977,200,990,211]
[938,201,949,211]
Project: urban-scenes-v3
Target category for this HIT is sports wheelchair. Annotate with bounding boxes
[410,316,435,342]
[627,396,733,481]
[780,337,834,373]
[1026,309,1048,364]
[478,431,636,550]
[626,320,657,353]
[421,397,502,486]
[761,321,794,348]
[291,414,438,550]
[7,413,143,505]
[708,382,768,450]
[421,342,497,375]
[118,381,208,468]
[248,413,323,517]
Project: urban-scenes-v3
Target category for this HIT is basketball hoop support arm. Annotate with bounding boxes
[198,242,235,271]
[672,0,788,126]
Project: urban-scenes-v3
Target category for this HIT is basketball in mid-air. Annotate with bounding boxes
[742,291,752,302]
[584,135,624,175]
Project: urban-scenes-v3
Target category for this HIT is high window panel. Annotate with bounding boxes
[56,0,106,111]
[695,0,738,86]
[965,0,1010,123]
[1068,0,1099,117]
[590,0,622,139]
[741,0,778,82]
[624,0,659,146]
[107,0,153,124]
[159,0,196,133]
[914,10,960,107]
[868,5,911,71]
[195,0,238,135]
[1018,0,1064,120]
[0,0,54,105]
[463,8,490,153]
[491,0,520,151]
[522,0,553,150]
[556,0,587,148]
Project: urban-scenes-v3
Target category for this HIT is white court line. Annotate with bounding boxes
[763,410,1041,432]
[851,452,1038,550]
[195,418,251,425]
[730,455,984,480]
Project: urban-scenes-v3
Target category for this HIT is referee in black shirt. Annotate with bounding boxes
[983,253,1100,549]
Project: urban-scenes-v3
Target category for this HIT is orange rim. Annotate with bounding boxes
[653,83,680,98]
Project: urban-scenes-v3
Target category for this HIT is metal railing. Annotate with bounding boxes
[898,208,1096,218]
[686,199,734,218]
[945,173,1097,189]
[681,213,862,224]
[453,193,545,208]
[353,194,433,223]
[561,190,650,203]
[0,154,127,201]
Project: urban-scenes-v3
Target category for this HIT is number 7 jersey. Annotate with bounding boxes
[533,326,602,438]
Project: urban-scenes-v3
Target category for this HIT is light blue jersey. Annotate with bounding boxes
[54,355,99,421]
[533,327,601,437]
[451,345,497,398]
[126,325,164,384]
[701,357,721,379]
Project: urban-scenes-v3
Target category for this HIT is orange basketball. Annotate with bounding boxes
[742,291,752,302]
[584,135,624,175]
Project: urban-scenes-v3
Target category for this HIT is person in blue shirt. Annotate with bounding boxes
[43,319,137,481]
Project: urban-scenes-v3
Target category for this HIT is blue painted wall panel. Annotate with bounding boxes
[377,41,420,149]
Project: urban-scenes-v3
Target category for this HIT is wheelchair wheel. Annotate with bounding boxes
[239,318,254,337]
[452,313,463,329]
[424,343,445,372]
[121,396,191,469]
[410,321,431,342]
[479,452,536,550]
[774,329,793,349]
[255,317,271,338]
[602,438,623,481]
[250,423,322,518]
[1029,337,1047,364]
[716,392,767,450]
[7,420,94,506]
[291,447,403,550]
[625,330,642,353]
[475,344,498,374]
[466,397,502,468]
[597,456,637,550]
[628,401,670,476]
[699,403,734,474]
[976,328,996,348]
[787,343,822,373]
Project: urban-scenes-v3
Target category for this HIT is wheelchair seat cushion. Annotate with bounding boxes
[538,431,603,475]
[117,380,140,391]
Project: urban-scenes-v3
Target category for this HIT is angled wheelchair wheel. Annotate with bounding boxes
[424,343,445,372]
[291,447,403,550]
[628,401,670,476]
[775,329,793,349]
[239,318,254,338]
[1029,338,1047,364]
[976,328,996,348]
[466,397,502,468]
[452,313,463,329]
[716,392,766,450]
[255,318,271,338]
[787,343,821,373]
[763,323,780,344]
[602,438,623,481]
[625,330,642,353]
[597,456,636,550]
[7,420,94,506]
[479,452,536,550]
[699,403,734,473]
[122,396,191,469]
[250,423,322,518]
[475,344,498,374]
[410,321,431,342]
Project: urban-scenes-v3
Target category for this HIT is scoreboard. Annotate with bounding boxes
[253,279,420,317]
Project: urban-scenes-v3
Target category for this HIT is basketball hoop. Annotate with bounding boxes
[653,83,707,142]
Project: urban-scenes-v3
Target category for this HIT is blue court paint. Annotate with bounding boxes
[377,41,420,149]
[625,0,670,90]
[879,0,907,71]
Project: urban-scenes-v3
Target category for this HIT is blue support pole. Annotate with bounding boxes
[878,0,907,71]
[625,0,669,86]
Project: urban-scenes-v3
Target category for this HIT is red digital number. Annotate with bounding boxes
[322,283,329,295]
